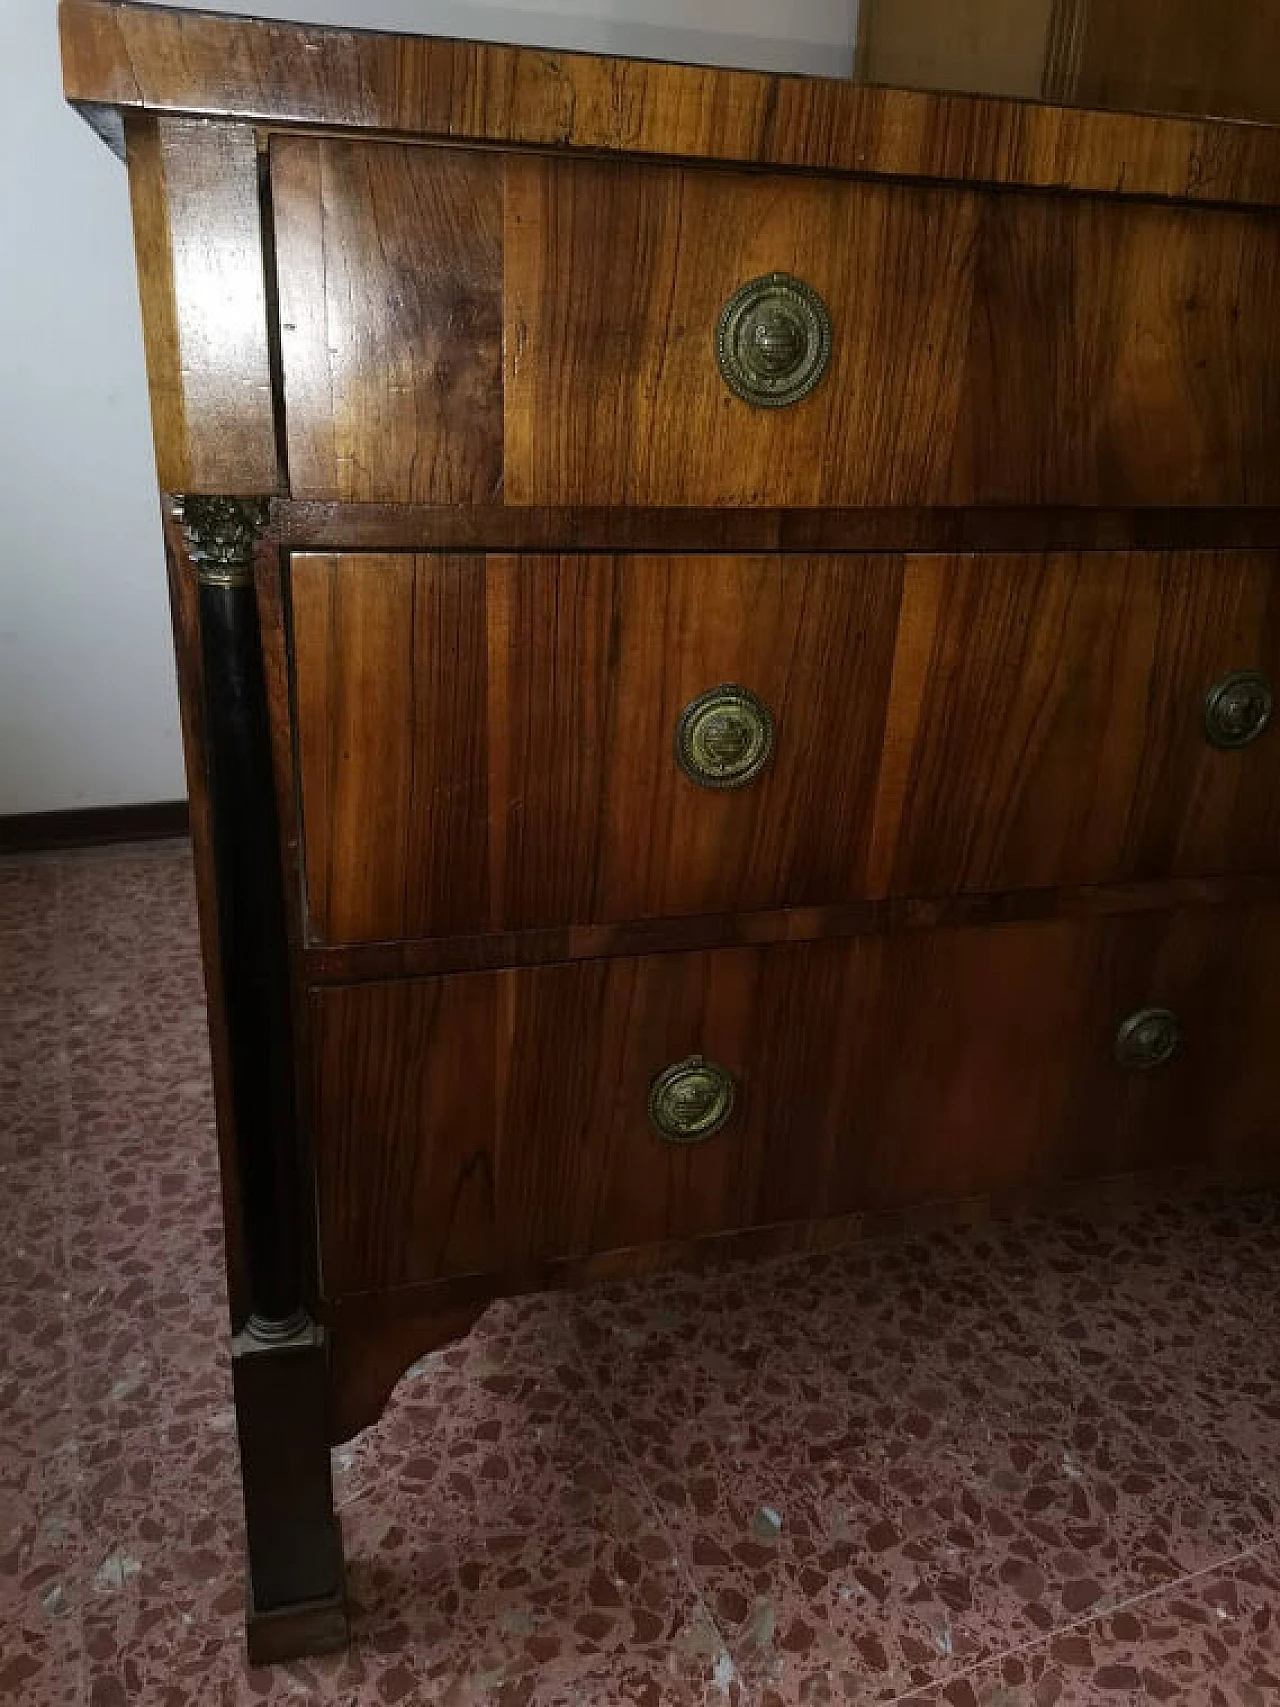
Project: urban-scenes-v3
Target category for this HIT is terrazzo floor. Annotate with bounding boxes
[3,839,1280,1705]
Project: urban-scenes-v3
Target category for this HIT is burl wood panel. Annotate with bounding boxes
[310,906,1280,1295]
[506,153,1280,508]
[124,115,276,494]
[271,138,503,504]
[289,552,901,943]
[60,0,1280,209]
[870,551,1280,895]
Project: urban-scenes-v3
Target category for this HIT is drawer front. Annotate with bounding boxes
[289,551,902,943]
[271,137,1280,508]
[289,550,1280,946]
[310,907,1280,1295]
[871,549,1280,895]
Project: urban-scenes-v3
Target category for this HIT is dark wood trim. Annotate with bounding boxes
[0,799,189,855]
[324,1160,1257,1321]
[321,1161,1278,1441]
[161,504,250,1326]
[304,872,1280,985]
[183,495,304,1331]
[253,535,323,1316]
[59,0,1280,209]
[178,494,348,1635]
[272,503,1280,558]
[245,1588,349,1668]
[327,1304,484,1445]
[232,1321,348,1660]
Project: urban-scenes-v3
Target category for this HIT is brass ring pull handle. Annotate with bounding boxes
[1203,670,1273,749]
[675,684,774,790]
[648,1055,737,1143]
[1113,1007,1181,1072]
[716,272,833,408]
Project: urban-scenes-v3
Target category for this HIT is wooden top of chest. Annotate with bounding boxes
[60,0,1280,209]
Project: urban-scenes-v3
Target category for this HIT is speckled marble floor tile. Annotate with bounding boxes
[2,840,1280,1705]
[1,860,64,1169]
[584,1256,1270,1701]
[900,1543,1280,1705]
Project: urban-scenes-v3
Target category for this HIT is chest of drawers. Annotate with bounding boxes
[62,0,1280,1661]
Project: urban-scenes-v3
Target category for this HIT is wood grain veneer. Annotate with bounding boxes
[270,501,1280,555]
[300,873,1280,984]
[503,153,1280,508]
[870,550,1280,894]
[272,139,503,505]
[310,906,1280,1296]
[289,550,1280,948]
[61,0,1280,1655]
[268,138,1280,510]
[60,0,1280,209]
[323,1156,1266,1441]
[289,552,901,943]
[125,116,276,494]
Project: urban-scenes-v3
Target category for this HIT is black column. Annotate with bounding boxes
[179,495,347,1661]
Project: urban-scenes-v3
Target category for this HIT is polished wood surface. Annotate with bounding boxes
[504,153,1280,508]
[271,130,1280,508]
[268,132,1280,511]
[871,550,1280,894]
[310,906,1280,1297]
[326,1304,485,1446]
[289,549,1280,948]
[289,552,900,943]
[59,0,1280,210]
[323,1160,1262,1441]
[272,139,503,505]
[302,875,1280,986]
[124,116,276,494]
[272,501,1280,556]
[63,1,1280,1653]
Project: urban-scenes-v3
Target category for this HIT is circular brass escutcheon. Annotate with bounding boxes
[1203,669,1274,749]
[1113,1007,1181,1072]
[716,272,833,408]
[675,684,775,790]
[648,1055,737,1143]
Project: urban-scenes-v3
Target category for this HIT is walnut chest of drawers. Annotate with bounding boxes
[62,0,1280,1660]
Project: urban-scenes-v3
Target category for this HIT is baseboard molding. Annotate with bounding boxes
[0,800,190,855]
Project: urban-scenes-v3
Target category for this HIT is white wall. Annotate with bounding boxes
[0,0,854,815]
[1,0,185,814]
